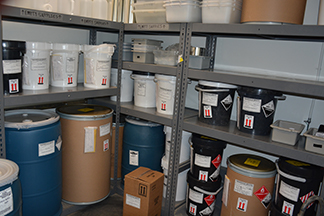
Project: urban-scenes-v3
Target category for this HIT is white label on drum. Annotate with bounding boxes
[103,139,109,152]
[129,150,139,166]
[2,59,21,74]
[189,188,204,204]
[236,197,248,212]
[189,203,197,215]
[137,81,146,96]
[194,153,211,168]
[234,179,254,196]
[282,200,294,216]
[126,194,141,209]
[38,140,55,157]
[100,123,110,137]
[242,97,262,113]
[84,127,97,153]
[9,79,19,93]
[96,60,110,72]
[243,114,254,129]
[66,57,76,72]
[159,87,172,100]
[279,180,300,202]
[222,175,230,207]
[202,92,218,106]
[0,187,13,215]
[31,58,47,70]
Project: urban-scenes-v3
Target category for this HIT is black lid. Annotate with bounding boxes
[191,133,227,149]
[237,86,282,97]
[187,171,222,191]
[133,71,155,76]
[277,157,324,180]
[2,40,26,51]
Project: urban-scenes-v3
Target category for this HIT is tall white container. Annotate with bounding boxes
[57,0,80,15]
[33,0,58,12]
[131,72,156,108]
[2,0,34,8]
[50,43,80,87]
[92,0,108,20]
[83,44,115,89]
[23,42,51,90]
[110,68,133,102]
[80,0,92,17]
[155,74,176,115]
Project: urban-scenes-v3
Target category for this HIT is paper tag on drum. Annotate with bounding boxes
[84,127,97,153]
[103,139,109,152]
[0,187,13,215]
[39,140,55,157]
[129,150,139,166]
[203,106,212,119]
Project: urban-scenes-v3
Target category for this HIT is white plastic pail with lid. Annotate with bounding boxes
[155,74,176,115]
[110,68,133,102]
[57,0,80,15]
[33,0,58,12]
[50,43,80,87]
[23,42,51,90]
[131,72,156,108]
[83,44,115,89]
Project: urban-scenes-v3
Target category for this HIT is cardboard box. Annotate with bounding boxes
[123,167,164,216]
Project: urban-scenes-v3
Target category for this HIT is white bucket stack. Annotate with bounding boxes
[132,1,166,23]
[164,0,201,23]
[201,0,242,23]
[132,39,162,64]
[155,74,176,115]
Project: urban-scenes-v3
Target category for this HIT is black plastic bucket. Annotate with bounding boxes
[237,87,285,135]
[196,80,237,126]
[2,40,26,94]
[269,203,290,216]
[190,133,226,182]
[186,171,222,216]
[275,157,324,216]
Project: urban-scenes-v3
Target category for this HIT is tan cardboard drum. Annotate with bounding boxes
[57,104,113,204]
[111,123,124,179]
[221,154,276,216]
[241,0,307,24]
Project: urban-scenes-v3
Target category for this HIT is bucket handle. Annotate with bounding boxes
[275,95,286,100]
[193,186,223,195]
[275,160,306,183]
[188,135,193,146]
[195,85,230,92]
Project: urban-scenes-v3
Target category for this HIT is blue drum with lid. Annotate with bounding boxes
[5,109,62,216]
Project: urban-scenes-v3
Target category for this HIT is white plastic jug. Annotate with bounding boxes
[92,0,108,20]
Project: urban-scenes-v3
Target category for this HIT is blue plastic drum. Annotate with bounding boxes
[0,159,22,216]
[5,109,62,216]
[122,117,165,181]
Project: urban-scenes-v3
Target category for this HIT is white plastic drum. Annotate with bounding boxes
[110,68,133,102]
[164,126,191,164]
[83,44,115,89]
[57,0,80,15]
[50,43,80,87]
[155,74,176,115]
[131,72,156,108]
[161,156,188,202]
[23,42,51,90]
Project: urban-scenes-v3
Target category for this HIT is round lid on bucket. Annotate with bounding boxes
[198,80,237,89]
[83,44,115,54]
[228,154,276,177]
[26,41,51,50]
[52,43,80,51]
[5,109,60,129]
[56,104,113,120]
[155,74,177,81]
[2,40,26,51]
[191,133,227,149]
[237,86,281,97]
[125,116,161,127]
[277,157,324,180]
[187,170,222,192]
[0,159,19,187]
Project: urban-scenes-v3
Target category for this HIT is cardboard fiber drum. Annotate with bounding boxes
[221,154,276,216]
[57,104,113,204]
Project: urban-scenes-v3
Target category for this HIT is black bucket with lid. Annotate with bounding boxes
[274,157,324,216]
[2,40,26,94]
[269,203,290,216]
[190,133,226,182]
[196,80,237,126]
[186,171,222,216]
[237,86,285,135]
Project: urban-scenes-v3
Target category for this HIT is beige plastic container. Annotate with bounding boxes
[241,0,307,25]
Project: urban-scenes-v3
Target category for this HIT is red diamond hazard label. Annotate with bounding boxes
[254,186,269,201]
[212,155,221,168]
[204,195,215,206]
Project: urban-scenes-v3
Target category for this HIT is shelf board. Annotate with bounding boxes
[183,115,324,167]
[4,84,118,108]
[191,23,324,40]
[123,62,178,76]
[124,23,181,32]
[188,69,324,98]
[1,5,121,30]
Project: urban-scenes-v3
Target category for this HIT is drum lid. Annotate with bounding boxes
[0,159,19,187]
[56,104,113,120]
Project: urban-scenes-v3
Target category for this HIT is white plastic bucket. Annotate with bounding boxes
[161,156,189,202]
[50,43,80,87]
[79,0,92,17]
[155,74,176,115]
[163,126,191,163]
[131,73,156,108]
[23,42,51,90]
[110,68,133,102]
[33,0,58,12]
[201,2,242,24]
[2,0,34,8]
[57,0,80,15]
[83,44,115,89]
[92,0,108,20]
